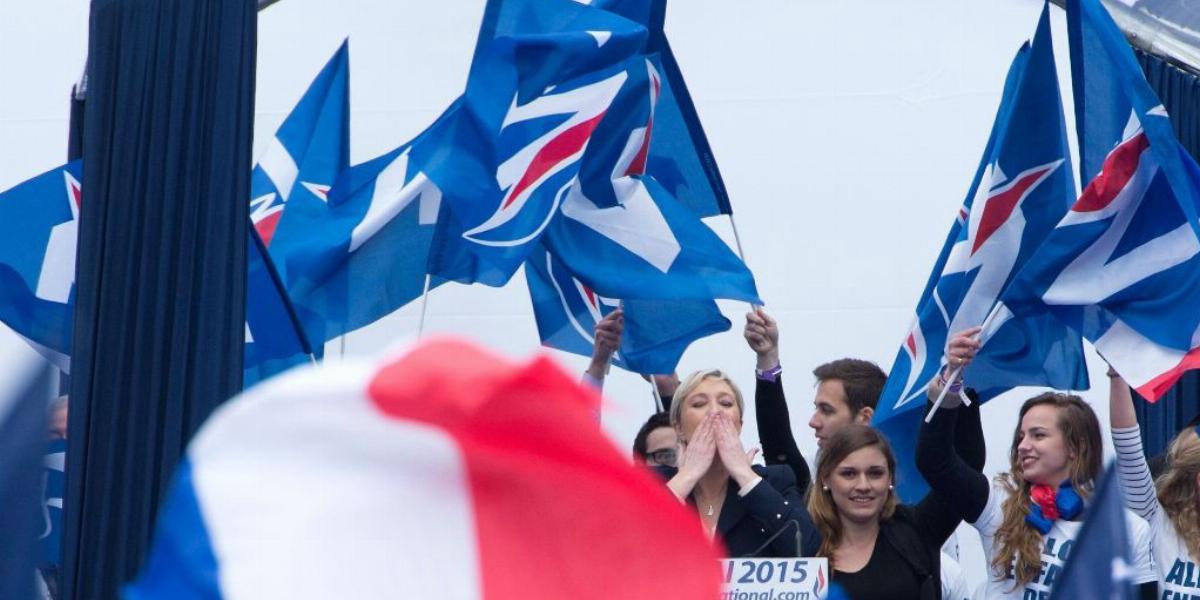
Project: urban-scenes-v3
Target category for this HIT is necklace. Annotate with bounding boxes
[706,504,714,517]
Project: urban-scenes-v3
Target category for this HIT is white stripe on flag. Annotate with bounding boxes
[1092,317,1199,391]
[257,136,300,202]
[190,361,482,600]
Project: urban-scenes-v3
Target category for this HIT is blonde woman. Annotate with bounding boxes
[659,369,815,557]
[1110,370,1200,596]
[918,354,1158,598]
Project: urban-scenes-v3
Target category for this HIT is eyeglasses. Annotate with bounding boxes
[646,448,678,467]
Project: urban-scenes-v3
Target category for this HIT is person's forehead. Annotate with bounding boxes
[645,427,676,450]
[814,379,848,405]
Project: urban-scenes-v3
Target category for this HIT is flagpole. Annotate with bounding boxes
[248,224,319,364]
[650,378,664,413]
[416,274,433,339]
[727,213,759,310]
[924,303,1005,422]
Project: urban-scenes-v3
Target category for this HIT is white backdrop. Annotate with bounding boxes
[1,0,1139,591]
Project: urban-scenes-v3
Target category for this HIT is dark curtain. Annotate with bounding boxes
[62,0,256,598]
[1133,48,1200,457]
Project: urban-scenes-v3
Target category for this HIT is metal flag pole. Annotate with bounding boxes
[727,212,760,310]
[416,273,433,339]
[650,378,664,413]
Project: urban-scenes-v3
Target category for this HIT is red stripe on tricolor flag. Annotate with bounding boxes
[367,339,722,600]
[1135,345,1200,402]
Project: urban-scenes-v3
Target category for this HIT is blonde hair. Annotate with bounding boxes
[668,369,744,428]
[992,393,1101,588]
[806,424,898,569]
[1156,428,1200,562]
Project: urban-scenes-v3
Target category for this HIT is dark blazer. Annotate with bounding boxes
[654,464,819,557]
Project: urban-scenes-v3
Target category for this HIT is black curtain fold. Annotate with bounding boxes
[1133,48,1200,457]
[62,0,255,598]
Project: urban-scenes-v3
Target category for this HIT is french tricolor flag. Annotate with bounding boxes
[127,338,721,599]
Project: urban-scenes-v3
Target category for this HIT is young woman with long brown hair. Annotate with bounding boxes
[807,424,964,600]
[1110,370,1200,596]
[917,334,1157,599]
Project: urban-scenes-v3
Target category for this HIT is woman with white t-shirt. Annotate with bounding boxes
[914,332,1158,599]
[1109,369,1200,597]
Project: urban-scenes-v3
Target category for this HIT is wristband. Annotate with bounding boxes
[755,364,782,383]
[937,368,964,395]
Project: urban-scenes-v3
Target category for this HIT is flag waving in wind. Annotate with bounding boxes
[0,161,82,371]
[525,244,730,374]
[244,41,349,384]
[128,338,723,599]
[876,6,1088,501]
[250,40,349,247]
[1004,0,1200,401]
[415,0,649,284]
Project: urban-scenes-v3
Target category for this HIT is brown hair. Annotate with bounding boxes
[807,424,898,568]
[1156,428,1200,562]
[812,359,887,415]
[991,393,1102,588]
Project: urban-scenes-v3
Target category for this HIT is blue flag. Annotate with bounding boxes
[526,245,729,374]
[876,6,1089,502]
[250,40,350,248]
[1004,0,1200,401]
[414,0,650,284]
[0,161,81,371]
[272,104,460,345]
[1049,461,1136,600]
[0,337,53,600]
[478,0,731,218]
[244,227,314,388]
[243,41,350,383]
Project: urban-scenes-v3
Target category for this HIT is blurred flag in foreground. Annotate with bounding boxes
[128,338,722,599]
[0,332,53,600]
[1049,462,1136,600]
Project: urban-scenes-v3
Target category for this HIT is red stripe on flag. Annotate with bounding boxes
[502,112,608,210]
[255,212,282,247]
[971,166,1051,255]
[366,339,722,600]
[1074,133,1150,213]
[1134,345,1200,402]
[905,333,917,356]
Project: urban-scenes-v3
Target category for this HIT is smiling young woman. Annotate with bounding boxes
[917,348,1160,599]
[808,425,963,600]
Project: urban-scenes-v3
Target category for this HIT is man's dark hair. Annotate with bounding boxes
[632,411,672,460]
[812,358,887,415]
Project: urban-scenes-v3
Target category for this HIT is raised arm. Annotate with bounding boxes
[1108,369,1160,522]
[915,330,989,523]
[745,308,811,491]
[582,308,623,390]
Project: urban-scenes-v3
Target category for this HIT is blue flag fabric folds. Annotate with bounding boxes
[414,0,649,283]
[250,40,350,247]
[525,245,730,374]
[876,7,1088,502]
[1049,462,1136,600]
[1004,0,1200,401]
[243,41,350,384]
[0,161,82,371]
